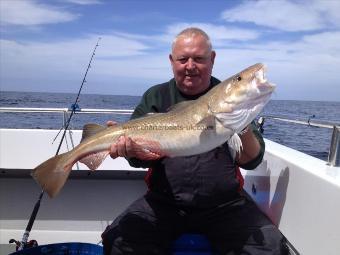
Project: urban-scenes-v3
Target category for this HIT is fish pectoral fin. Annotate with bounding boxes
[227,133,243,154]
[79,151,109,170]
[81,123,107,142]
[196,115,216,129]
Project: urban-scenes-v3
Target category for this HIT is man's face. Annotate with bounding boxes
[169,35,215,96]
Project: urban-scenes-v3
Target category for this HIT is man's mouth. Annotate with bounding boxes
[185,74,199,78]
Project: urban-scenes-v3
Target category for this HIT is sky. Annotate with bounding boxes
[0,0,339,101]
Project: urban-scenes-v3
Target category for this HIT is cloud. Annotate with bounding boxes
[215,30,340,67]
[0,0,78,26]
[165,22,259,45]
[211,30,340,101]
[0,34,157,94]
[221,0,340,32]
[119,22,261,52]
[0,1,339,100]
[64,0,101,5]
[2,28,339,100]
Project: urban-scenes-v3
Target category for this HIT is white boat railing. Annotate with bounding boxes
[1,107,339,167]
[0,107,134,114]
[259,115,340,166]
[261,115,339,129]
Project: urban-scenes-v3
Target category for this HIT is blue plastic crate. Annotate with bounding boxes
[9,242,103,255]
[172,234,213,255]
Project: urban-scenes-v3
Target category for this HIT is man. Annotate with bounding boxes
[102,27,286,254]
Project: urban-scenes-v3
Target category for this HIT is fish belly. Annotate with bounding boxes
[151,127,232,157]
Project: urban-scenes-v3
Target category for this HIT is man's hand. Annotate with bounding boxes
[236,125,261,165]
[106,121,162,161]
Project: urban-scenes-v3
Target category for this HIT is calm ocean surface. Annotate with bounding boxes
[1,91,339,161]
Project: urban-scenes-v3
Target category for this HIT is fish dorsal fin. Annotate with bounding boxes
[167,101,192,112]
[81,123,106,142]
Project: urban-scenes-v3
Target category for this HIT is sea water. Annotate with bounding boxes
[1,91,339,161]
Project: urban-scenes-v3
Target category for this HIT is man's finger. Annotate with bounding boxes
[125,137,132,154]
[109,144,118,159]
[107,120,118,127]
[116,136,127,157]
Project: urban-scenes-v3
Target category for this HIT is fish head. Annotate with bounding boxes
[211,63,275,132]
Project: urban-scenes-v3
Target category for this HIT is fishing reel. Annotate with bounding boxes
[9,239,38,251]
[256,116,265,134]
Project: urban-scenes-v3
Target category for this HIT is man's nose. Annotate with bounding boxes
[186,58,196,70]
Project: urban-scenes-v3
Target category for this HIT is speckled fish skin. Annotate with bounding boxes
[32,63,275,197]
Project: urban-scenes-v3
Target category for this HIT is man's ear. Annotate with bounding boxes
[169,54,173,63]
[211,51,216,65]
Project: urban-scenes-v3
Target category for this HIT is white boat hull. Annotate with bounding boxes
[1,128,340,254]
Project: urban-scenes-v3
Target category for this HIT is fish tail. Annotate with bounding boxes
[31,152,74,198]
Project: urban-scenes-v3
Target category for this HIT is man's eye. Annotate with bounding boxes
[176,56,207,64]
[177,58,188,63]
[195,57,207,62]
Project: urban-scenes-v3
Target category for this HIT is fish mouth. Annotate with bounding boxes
[253,64,275,94]
[233,64,275,110]
[255,65,267,83]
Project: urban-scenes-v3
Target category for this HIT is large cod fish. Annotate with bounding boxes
[32,63,275,198]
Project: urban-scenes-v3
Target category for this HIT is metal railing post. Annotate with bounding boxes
[328,126,340,167]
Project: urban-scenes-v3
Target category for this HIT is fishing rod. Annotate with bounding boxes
[52,37,101,145]
[11,37,101,251]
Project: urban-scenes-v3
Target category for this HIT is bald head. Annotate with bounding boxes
[172,27,213,52]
